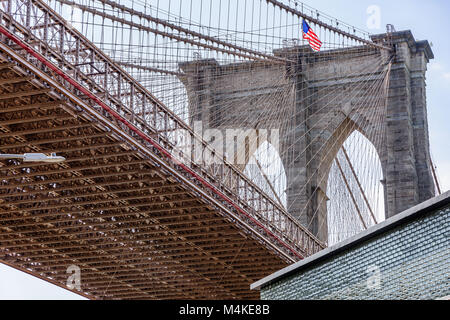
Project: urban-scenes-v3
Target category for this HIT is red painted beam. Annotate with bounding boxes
[0,24,303,260]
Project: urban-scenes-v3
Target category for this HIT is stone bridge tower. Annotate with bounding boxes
[179,31,435,242]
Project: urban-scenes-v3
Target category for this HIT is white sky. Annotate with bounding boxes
[0,264,86,299]
[1,0,448,299]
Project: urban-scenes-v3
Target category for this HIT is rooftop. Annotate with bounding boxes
[251,190,450,290]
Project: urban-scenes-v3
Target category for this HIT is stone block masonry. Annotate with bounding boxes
[180,30,436,243]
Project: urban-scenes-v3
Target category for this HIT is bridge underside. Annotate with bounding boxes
[0,60,289,299]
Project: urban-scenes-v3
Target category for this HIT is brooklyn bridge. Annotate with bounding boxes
[0,0,442,299]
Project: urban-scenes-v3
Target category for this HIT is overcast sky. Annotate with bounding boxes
[0,0,448,299]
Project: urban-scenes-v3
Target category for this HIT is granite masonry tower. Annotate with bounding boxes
[180,31,435,242]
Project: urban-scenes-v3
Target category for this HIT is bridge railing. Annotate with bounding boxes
[0,0,325,259]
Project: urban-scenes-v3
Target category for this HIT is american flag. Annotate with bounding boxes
[302,20,322,52]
